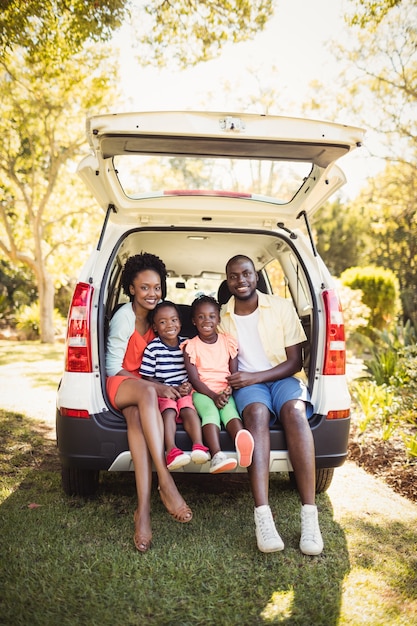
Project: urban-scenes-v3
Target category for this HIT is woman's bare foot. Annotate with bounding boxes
[157,478,193,523]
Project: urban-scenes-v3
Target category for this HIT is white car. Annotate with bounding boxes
[56,111,365,496]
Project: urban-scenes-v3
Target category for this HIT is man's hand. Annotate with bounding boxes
[227,371,259,389]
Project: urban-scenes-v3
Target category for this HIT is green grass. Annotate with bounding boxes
[1,341,417,625]
[0,414,348,626]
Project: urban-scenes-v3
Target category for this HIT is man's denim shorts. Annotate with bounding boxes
[233,377,313,425]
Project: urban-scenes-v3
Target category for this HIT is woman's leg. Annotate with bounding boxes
[123,405,152,548]
[115,379,192,520]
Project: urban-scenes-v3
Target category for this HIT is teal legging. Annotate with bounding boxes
[192,392,241,428]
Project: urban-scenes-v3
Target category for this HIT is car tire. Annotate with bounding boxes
[314,468,334,493]
[288,467,334,494]
[61,466,100,497]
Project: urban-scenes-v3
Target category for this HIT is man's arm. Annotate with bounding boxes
[227,344,302,389]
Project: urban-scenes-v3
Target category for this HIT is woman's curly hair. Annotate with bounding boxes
[121,252,167,301]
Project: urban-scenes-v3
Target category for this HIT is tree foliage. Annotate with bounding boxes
[308,0,417,330]
[313,199,370,276]
[139,0,274,67]
[1,0,275,69]
[0,39,117,341]
[0,0,127,61]
[345,0,402,28]
[0,0,276,342]
[341,265,400,332]
[338,0,417,164]
[351,161,417,328]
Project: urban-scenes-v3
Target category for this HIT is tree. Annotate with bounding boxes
[137,0,274,67]
[345,0,402,28]
[305,0,417,329]
[1,0,275,69]
[0,1,276,342]
[313,199,370,277]
[335,0,417,164]
[349,162,417,328]
[338,1,417,327]
[0,41,117,342]
[0,1,128,59]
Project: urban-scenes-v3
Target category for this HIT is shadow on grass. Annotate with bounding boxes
[0,340,64,368]
[0,410,59,474]
[0,411,350,626]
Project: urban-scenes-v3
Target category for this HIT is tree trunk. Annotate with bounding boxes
[38,271,56,343]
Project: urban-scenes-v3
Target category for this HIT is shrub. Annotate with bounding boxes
[365,322,417,385]
[340,265,400,333]
[15,303,66,340]
[352,322,417,457]
[0,259,37,324]
[337,281,371,337]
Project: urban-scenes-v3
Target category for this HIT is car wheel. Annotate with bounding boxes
[288,468,334,494]
[61,466,100,497]
[314,468,334,493]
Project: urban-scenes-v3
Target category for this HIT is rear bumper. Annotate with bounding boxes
[56,409,350,473]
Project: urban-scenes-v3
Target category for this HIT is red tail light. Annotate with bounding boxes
[65,282,93,373]
[322,289,346,375]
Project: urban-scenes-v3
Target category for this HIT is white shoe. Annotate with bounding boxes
[209,451,237,474]
[190,446,211,464]
[300,504,324,555]
[254,505,284,553]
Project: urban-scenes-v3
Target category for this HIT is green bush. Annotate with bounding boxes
[15,303,66,340]
[364,322,417,385]
[352,322,417,458]
[340,265,400,333]
[0,259,37,323]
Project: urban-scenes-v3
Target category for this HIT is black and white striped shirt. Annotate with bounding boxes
[139,336,187,385]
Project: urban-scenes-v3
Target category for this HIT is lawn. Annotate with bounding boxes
[0,341,416,625]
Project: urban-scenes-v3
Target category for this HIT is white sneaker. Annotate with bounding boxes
[209,451,237,474]
[299,504,324,555]
[254,505,284,553]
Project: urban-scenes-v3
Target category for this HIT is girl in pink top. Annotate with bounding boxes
[182,295,254,474]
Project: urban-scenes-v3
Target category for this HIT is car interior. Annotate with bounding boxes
[101,226,315,390]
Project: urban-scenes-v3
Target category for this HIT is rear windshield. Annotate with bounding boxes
[113,155,312,203]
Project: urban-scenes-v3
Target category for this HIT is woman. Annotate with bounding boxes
[106,252,193,553]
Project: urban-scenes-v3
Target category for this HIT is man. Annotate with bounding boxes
[219,254,323,555]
